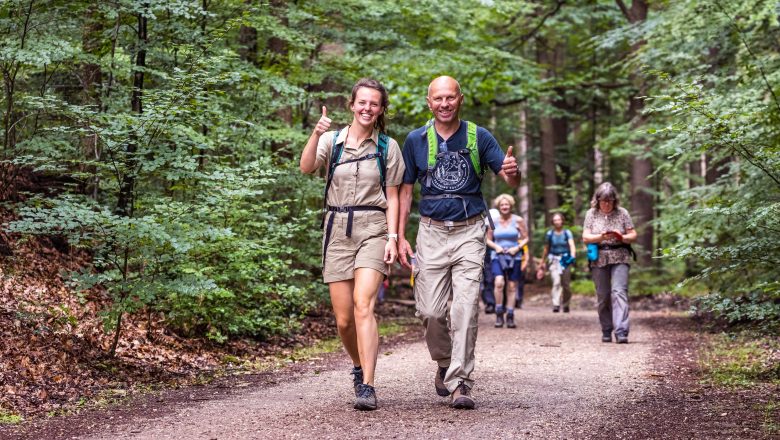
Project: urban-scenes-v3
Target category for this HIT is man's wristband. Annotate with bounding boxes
[387,233,398,241]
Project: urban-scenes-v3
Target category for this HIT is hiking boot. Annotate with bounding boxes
[506,313,516,329]
[351,366,363,396]
[354,384,377,411]
[563,306,570,313]
[484,303,495,314]
[553,306,560,313]
[494,312,505,328]
[450,381,475,409]
[435,366,449,397]
[615,333,629,344]
[602,331,612,343]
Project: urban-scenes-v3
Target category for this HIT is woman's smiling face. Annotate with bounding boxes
[350,87,383,130]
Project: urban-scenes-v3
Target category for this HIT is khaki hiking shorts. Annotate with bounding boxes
[322,210,388,283]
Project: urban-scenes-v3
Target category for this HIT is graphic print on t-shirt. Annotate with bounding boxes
[432,152,470,192]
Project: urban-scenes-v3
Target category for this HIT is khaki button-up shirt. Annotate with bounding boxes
[312,127,405,209]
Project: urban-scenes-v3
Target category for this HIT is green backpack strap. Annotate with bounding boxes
[466,121,481,176]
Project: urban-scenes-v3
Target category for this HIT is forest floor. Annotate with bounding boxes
[3,291,777,440]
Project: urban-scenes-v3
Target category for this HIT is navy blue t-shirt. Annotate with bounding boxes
[402,120,505,221]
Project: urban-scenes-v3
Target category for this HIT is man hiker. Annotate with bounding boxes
[398,76,521,409]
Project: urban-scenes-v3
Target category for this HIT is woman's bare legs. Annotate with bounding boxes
[353,268,384,385]
[329,280,360,367]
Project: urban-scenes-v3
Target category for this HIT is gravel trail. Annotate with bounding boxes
[78,302,658,440]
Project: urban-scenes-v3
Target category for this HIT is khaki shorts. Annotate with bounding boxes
[322,210,388,283]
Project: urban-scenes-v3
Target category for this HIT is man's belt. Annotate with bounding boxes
[420,214,485,227]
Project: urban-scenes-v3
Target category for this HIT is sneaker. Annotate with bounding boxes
[435,366,449,397]
[615,333,629,344]
[563,306,570,313]
[494,312,505,328]
[506,313,516,328]
[450,381,475,409]
[602,331,612,343]
[354,384,377,411]
[553,306,560,313]
[351,366,363,396]
[484,304,495,314]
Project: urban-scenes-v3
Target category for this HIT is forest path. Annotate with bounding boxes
[72,301,663,439]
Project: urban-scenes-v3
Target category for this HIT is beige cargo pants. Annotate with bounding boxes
[413,220,486,392]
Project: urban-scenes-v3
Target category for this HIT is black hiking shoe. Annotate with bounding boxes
[495,312,505,328]
[615,333,629,344]
[351,366,363,396]
[553,306,560,313]
[602,331,612,343]
[484,303,495,314]
[563,306,570,313]
[506,313,516,328]
[354,384,377,411]
[435,366,449,397]
[450,381,475,409]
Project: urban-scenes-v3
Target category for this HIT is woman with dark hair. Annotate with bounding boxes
[299,78,405,410]
[536,212,576,313]
[582,182,637,344]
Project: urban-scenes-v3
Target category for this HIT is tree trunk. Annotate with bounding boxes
[81,2,103,198]
[515,107,536,277]
[618,0,653,266]
[267,0,292,158]
[116,10,146,217]
[537,41,566,224]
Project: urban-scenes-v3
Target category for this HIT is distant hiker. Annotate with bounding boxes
[536,213,576,313]
[480,245,496,314]
[397,76,521,409]
[581,182,637,344]
[486,194,528,328]
[299,78,405,410]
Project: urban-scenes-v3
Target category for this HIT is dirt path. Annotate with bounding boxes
[6,296,775,439]
[50,301,663,440]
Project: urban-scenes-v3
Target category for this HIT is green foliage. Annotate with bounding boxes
[0,409,22,425]
[640,0,780,331]
[2,0,779,348]
[700,332,780,387]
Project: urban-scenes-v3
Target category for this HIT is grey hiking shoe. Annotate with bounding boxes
[450,381,475,409]
[615,332,629,344]
[435,366,449,397]
[351,366,363,396]
[354,384,377,411]
[506,313,516,328]
[494,312,505,328]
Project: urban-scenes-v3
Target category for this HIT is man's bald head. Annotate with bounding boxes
[428,76,462,97]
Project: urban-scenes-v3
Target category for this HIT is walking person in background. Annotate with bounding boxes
[582,182,637,343]
[299,78,405,410]
[486,194,528,328]
[536,213,576,313]
[481,247,496,314]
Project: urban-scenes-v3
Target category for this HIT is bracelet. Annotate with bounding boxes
[387,233,398,240]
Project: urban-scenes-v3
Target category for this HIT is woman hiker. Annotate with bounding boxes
[299,78,405,410]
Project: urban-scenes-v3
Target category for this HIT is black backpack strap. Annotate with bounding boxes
[377,133,388,198]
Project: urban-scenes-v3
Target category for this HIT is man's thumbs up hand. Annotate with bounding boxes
[501,145,519,176]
